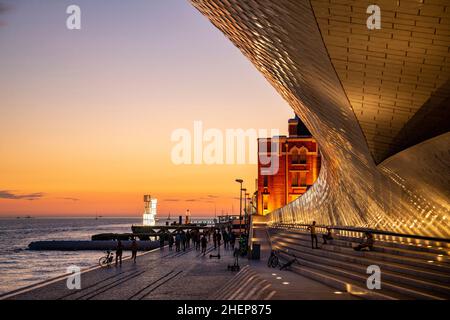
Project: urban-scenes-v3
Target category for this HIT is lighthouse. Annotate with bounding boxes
[143,195,157,226]
[185,209,191,225]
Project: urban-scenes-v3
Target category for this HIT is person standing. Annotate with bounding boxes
[230,232,236,250]
[159,233,165,250]
[201,234,208,256]
[216,230,222,248]
[307,221,319,249]
[181,231,187,251]
[168,234,174,251]
[186,231,191,249]
[223,230,229,250]
[213,230,217,249]
[131,238,138,263]
[175,232,181,252]
[115,239,123,266]
[194,231,200,251]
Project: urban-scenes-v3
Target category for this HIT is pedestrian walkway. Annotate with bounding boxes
[5,226,365,300]
[5,243,244,300]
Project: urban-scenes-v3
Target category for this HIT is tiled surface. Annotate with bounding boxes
[312,0,450,162]
[8,245,243,300]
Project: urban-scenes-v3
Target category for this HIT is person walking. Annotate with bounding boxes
[131,238,138,263]
[115,239,123,266]
[307,221,319,249]
[213,230,217,249]
[168,234,174,251]
[223,230,229,250]
[194,231,200,251]
[159,233,165,250]
[186,231,191,249]
[181,231,187,251]
[230,232,236,250]
[175,232,181,252]
[201,234,208,256]
[216,230,222,248]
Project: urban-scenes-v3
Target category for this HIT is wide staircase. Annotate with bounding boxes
[268,226,450,300]
[212,265,275,300]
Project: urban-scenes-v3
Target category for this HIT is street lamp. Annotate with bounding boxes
[244,192,250,234]
[235,179,243,233]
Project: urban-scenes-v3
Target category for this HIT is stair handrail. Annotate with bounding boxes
[270,222,450,243]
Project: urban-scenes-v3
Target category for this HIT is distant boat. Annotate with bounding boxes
[167,212,171,220]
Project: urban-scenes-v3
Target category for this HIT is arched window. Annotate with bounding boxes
[299,147,307,164]
[291,148,299,164]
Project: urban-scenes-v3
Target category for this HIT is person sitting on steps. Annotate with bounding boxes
[322,227,334,245]
[353,231,375,251]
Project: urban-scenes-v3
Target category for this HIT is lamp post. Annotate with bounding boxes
[235,179,243,233]
[244,192,250,234]
[242,188,247,233]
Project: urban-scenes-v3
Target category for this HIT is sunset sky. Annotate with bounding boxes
[0,0,293,217]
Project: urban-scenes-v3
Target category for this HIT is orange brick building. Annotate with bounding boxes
[257,116,321,215]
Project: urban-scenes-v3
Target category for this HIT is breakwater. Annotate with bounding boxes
[28,240,159,251]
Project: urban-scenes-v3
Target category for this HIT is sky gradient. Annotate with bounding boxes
[0,0,293,217]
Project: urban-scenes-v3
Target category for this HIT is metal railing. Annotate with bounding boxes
[269,222,450,245]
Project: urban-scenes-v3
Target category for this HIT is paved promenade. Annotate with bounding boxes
[5,226,357,300]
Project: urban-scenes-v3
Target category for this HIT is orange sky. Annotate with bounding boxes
[0,0,293,217]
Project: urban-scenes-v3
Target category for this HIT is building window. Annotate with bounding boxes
[292,172,299,187]
[263,175,268,187]
[300,172,307,187]
[291,149,299,164]
[299,147,307,164]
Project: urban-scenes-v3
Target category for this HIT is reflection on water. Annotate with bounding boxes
[0,217,141,295]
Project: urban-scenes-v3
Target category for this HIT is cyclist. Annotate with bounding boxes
[115,239,123,266]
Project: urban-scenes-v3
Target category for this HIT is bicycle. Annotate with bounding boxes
[99,250,114,268]
[267,250,280,268]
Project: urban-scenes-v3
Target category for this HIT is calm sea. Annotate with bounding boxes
[0,216,205,295]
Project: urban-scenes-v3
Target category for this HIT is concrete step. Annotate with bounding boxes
[275,251,405,300]
[270,230,450,272]
[272,238,450,296]
[270,234,450,283]
[270,229,450,261]
[341,235,450,256]
[274,246,446,300]
[336,236,450,263]
[272,243,450,299]
[217,266,273,300]
[213,266,251,300]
